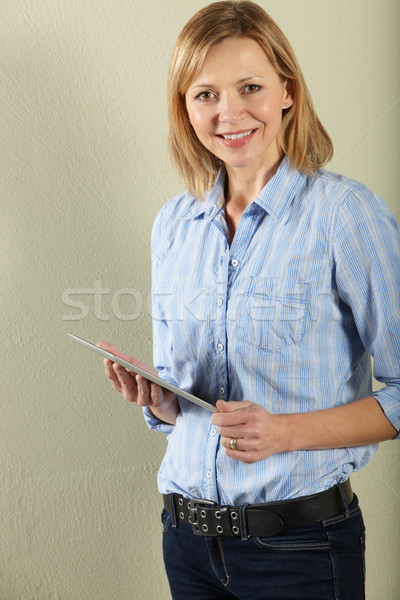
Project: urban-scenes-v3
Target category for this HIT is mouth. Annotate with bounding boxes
[216,128,257,148]
[218,129,256,140]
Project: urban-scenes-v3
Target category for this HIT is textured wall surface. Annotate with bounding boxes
[1,1,399,598]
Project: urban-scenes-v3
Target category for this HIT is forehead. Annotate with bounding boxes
[189,36,276,85]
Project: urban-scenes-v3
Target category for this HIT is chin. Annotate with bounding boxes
[222,156,260,170]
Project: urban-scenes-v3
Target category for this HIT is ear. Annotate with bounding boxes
[282,80,294,109]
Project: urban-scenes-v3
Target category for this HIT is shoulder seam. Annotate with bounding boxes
[329,186,355,269]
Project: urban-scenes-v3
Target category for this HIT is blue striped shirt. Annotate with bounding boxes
[144,157,400,504]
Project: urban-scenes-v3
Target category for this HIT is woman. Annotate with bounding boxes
[99,2,400,598]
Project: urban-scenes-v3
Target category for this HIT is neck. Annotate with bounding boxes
[224,156,282,208]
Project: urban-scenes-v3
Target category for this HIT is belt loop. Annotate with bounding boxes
[169,494,178,528]
[239,504,250,540]
[337,482,350,517]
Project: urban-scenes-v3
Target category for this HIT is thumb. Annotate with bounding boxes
[215,399,253,412]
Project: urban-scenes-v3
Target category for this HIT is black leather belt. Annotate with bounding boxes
[163,479,353,538]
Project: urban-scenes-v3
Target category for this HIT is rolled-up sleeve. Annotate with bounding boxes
[333,188,400,437]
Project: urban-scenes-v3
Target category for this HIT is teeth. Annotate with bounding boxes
[221,130,253,140]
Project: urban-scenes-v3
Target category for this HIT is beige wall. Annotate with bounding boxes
[1,0,399,598]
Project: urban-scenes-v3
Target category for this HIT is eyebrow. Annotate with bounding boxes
[189,76,261,90]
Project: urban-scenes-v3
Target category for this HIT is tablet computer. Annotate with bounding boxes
[68,333,217,412]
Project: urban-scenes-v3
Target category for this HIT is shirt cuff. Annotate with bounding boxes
[142,406,175,434]
[371,385,400,439]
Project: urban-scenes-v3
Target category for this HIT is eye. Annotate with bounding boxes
[243,84,261,94]
[195,91,215,102]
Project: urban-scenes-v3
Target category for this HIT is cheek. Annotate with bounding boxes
[189,115,211,142]
[253,93,284,120]
[259,102,280,123]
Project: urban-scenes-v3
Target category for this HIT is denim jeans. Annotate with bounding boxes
[162,494,365,600]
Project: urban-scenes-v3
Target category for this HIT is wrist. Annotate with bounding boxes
[151,394,179,425]
[274,413,296,454]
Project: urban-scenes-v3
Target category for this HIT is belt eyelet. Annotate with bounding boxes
[232,526,239,535]
[215,510,221,519]
[231,511,238,520]
[202,524,208,533]
[216,525,223,534]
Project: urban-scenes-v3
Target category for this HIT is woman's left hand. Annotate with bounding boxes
[211,399,287,463]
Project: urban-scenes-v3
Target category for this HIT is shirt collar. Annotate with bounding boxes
[254,156,307,220]
[182,156,307,222]
[182,169,225,221]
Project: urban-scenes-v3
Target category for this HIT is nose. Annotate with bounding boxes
[218,92,244,123]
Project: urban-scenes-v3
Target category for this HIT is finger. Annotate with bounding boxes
[97,341,157,374]
[217,400,253,412]
[218,425,247,439]
[135,374,152,406]
[113,363,138,400]
[97,340,121,355]
[224,447,258,464]
[149,382,164,405]
[222,434,261,452]
[103,358,122,391]
[215,399,226,412]
[104,357,117,376]
[221,436,243,452]
[221,437,262,464]
[212,406,251,427]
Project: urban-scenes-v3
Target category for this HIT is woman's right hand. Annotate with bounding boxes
[97,341,179,425]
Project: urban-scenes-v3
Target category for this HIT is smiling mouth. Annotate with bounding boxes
[218,129,255,140]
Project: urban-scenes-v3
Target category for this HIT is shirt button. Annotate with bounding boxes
[219,386,225,395]
[207,470,212,478]
[217,343,224,352]
[217,298,224,307]
[231,259,239,267]
[212,428,217,436]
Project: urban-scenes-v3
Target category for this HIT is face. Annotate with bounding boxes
[185,36,293,177]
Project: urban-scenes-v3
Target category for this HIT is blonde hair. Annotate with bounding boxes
[168,1,333,199]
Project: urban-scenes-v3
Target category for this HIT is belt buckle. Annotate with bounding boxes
[188,498,216,536]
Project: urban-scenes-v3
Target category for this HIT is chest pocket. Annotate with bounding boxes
[231,277,311,353]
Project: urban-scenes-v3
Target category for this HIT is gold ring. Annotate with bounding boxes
[229,438,237,451]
